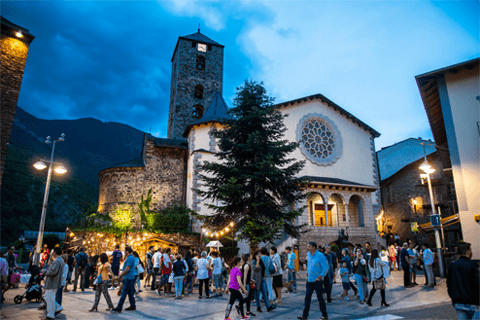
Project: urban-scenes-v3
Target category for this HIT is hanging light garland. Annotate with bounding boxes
[202,222,235,238]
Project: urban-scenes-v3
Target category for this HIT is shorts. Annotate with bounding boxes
[147,268,153,275]
[67,270,72,281]
[163,274,169,284]
[111,265,120,276]
[342,282,350,290]
[410,264,417,273]
[214,273,223,288]
[272,275,283,288]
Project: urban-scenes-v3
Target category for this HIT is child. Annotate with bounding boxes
[339,261,350,300]
[225,257,249,320]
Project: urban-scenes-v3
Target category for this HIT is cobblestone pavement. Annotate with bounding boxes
[1,270,453,320]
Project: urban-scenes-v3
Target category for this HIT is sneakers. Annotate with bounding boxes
[155,289,161,296]
[297,316,307,320]
[256,307,263,312]
[344,296,349,301]
[241,316,250,319]
[267,306,276,312]
[320,317,329,320]
[224,318,231,320]
[125,306,136,311]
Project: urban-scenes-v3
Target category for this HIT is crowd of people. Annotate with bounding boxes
[1,239,478,320]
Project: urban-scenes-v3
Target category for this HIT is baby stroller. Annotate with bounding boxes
[14,266,45,304]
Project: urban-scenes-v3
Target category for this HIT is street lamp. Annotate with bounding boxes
[419,140,444,278]
[32,133,66,266]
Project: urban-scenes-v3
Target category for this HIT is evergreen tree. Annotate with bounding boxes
[196,80,306,249]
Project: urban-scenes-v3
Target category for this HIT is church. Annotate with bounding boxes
[97,30,383,253]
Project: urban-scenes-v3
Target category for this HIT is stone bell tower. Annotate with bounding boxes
[167,29,224,139]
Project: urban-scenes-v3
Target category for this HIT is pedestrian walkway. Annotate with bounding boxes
[1,269,452,319]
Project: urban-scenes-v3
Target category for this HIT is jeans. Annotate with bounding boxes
[151,267,159,290]
[185,275,193,292]
[255,278,271,309]
[214,273,223,289]
[402,265,411,286]
[323,274,332,301]
[287,270,297,291]
[116,278,136,310]
[425,264,434,285]
[174,276,184,297]
[265,276,274,301]
[73,267,85,290]
[45,289,63,318]
[354,274,368,301]
[135,275,140,292]
[55,286,64,305]
[302,280,327,318]
[455,307,480,319]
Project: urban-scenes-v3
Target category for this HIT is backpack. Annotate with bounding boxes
[78,253,88,268]
[268,257,277,274]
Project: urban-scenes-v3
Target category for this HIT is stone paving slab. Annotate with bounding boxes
[1,270,451,320]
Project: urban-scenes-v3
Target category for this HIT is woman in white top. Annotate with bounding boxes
[196,251,211,299]
[366,249,389,307]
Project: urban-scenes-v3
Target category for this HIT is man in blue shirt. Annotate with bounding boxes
[113,247,136,312]
[286,246,297,293]
[298,242,329,320]
[110,245,123,289]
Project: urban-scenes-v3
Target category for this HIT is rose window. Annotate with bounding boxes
[301,120,335,159]
[296,114,342,166]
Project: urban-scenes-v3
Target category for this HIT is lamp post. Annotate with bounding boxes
[33,134,66,266]
[419,140,444,278]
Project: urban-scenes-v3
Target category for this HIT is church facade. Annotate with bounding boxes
[98,30,382,252]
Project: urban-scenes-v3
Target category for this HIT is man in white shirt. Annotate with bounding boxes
[151,248,162,292]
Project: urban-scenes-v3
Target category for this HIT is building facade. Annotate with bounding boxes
[0,16,34,187]
[416,58,480,259]
[99,31,382,257]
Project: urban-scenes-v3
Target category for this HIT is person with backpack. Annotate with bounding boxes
[260,247,275,306]
[144,246,154,289]
[252,250,275,313]
[110,245,123,290]
[73,248,89,292]
[184,250,194,295]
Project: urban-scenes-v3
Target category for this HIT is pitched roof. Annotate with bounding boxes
[376,138,436,181]
[1,15,35,44]
[172,30,224,61]
[183,92,230,137]
[145,133,188,149]
[275,93,380,138]
[114,157,145,168]
[180,30,223,47]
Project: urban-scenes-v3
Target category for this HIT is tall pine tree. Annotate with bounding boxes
[196,80,306,249]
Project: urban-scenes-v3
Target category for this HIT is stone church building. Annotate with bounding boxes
[98,30,382,253]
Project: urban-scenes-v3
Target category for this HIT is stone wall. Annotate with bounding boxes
[0,23,34,187]
[98,141,188,224]
[167,37,224,139]
[380,152,459,246]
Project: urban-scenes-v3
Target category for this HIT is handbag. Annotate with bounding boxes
[168,273,174,283]
[93,274,102,285]
[137,264,145,274]
[373,260,386,290]
[363,264,371,283]
[10,273,20,284]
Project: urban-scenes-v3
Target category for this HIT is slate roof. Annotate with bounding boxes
[376,138,436,181]
[299,176,377,189]
[183,92,230,137]
[145,133,188,149]
[275,93,380,138]
[180,30,223,47]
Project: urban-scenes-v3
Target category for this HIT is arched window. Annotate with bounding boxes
[196,55,205,71]
[192,105,204,119]
[194,85,204,99]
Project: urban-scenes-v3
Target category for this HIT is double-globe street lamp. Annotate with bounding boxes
[419,140,445,278]
[32,134,67,266]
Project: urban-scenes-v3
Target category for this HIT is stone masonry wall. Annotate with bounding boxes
[98,141,188,225]
[0,32,33,187]
[167,38,224,139]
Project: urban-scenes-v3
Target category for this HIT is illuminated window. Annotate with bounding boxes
[196,55,205,71]
[193,105,204,119]
[194,85,204,99]
[198,43,207,52]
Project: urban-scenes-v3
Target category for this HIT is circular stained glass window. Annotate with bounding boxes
[301,120,335,159]
[296,113,342,166]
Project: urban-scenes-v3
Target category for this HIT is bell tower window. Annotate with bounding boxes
[194,85,204,99]
[192,105,204,119]
[196,55,205,71]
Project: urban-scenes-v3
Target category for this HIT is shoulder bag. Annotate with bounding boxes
[374,259,386,290]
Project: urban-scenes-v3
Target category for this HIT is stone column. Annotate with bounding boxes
[324,203,329,227]
[345,203,350,227]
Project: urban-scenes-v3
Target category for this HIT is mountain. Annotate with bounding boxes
[9,106,145,186]
[1,107,145,245]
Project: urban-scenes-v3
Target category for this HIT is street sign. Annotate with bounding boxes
[410,222,419,232]
[430,214,441,226]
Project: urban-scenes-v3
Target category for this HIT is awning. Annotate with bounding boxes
[419,214,460,232]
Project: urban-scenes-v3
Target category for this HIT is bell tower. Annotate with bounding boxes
[167,29,224,139]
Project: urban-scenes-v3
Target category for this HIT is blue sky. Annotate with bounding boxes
[3,0,478,150]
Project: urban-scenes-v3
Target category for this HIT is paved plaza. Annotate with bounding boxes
[1,270,456,320]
